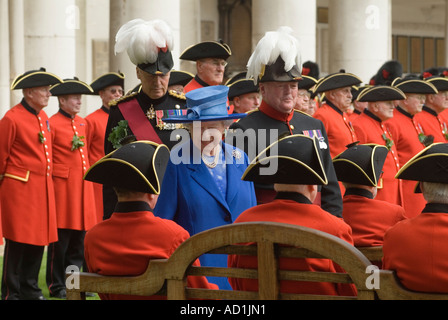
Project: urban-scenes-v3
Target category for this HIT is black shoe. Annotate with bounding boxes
[50,290,66,299]
[21,294,47,300]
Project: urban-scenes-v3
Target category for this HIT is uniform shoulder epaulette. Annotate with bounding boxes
[109,92,139,107]
[294,109,313,118]
[169,90,186,100]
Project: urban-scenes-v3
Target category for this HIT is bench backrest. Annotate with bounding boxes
[67,222,377,300]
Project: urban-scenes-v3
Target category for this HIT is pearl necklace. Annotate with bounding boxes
[202,147,221,169]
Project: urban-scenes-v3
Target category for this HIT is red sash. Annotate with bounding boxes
[118,98,162,144]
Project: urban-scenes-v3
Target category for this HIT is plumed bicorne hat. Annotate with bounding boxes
[11,68,63,90]
[242,134,328,185]
[115,19,174,75]
[84,141,170,194]
[371,60,403,86]
[169,70,194,87]
[357,85,406,102]
[226,72,259,101]
[50,77,94,96]
[421,67,448,80]
[333,143,389,187]
[90,72,125,95]
[395,143,448,193]
[164,85,247,123]
[302,61,320,79]
[392,76,438,94]
[313,70,362,94]
[247,26,302,85]
[180,40,232,61]
[425,76,448,92]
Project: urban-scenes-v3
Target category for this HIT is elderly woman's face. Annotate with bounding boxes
[190,120,227,154]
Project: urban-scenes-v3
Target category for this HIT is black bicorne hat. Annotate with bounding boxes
[333,143,389,187]
[372,60,403,86]
[84,141,170,194]
[180,40,232,61]
[242,134,328,186]
[11,68,63,90]
[50,78,94,96]
[90,72,125,94]
[302,61,320,79]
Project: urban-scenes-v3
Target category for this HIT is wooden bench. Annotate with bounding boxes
[356,246,383,265]
[376,270,448,300]
[66,222,377,300]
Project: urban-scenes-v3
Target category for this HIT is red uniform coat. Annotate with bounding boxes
[386,107,426,218]
[228,193,356,297]
[414,106,448,143]
[342,188,407,247]
[84,202,218,300]
[352,110,403,206]
[50,111,97,231]
[313,101,358,159]
[0,101,58,245]
[85,106,109,222]
[383,204,448,293]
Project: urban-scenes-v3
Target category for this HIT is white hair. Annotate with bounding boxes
[421,182,448,204]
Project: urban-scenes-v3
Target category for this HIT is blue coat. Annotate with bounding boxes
[154,140,257,289]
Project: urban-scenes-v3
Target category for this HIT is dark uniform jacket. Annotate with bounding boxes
[228,101,343,218]
[102,90,187,220]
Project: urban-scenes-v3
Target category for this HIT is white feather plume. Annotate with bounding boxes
[247,26,302,84]
[115,19,174,66]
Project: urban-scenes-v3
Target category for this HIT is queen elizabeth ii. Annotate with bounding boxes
[154,85,257,290]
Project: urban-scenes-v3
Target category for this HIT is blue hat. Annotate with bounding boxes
[164,85,247,123]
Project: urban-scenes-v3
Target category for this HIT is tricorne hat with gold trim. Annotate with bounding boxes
[247,26,302,85]
[90,72,125,95]
[357,85,406,102]
[395,143,448,193]
[11,68,63,90]
[333,143,389,187]
[84,141,170,194]
[392,76,438,94]
[115,19,174,75]
[50,77,94,96]
[313,70,362,94]
[242,134,328,185]
[180,40,232,61]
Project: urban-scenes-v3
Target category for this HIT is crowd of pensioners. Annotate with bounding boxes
[1,18,448,300]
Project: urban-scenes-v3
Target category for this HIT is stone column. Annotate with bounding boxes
[23,0,77,116]
[329,0,392,83]
[251,0,317,63]
[110,0,182,91]
[1,0,10,117]
[179,0,201,74]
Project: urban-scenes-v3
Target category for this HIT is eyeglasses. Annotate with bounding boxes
[203,59,228,68]
[106,88,124,95]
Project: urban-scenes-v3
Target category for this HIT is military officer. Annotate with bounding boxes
[86,72,125,222]
[104,19,187,220]
[227,26,343,218]
[0,68,62,300]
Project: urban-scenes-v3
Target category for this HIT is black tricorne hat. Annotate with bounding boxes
[425,76,448,92]
[242,134,328,185]
[313,71,362,94]
[180,41,232,61]
[298,75,318,91]
[226,72,259,100]
[333,143,389,187]
[392,76,438,94]
[90,72,125,94]
[169,70,194,87]
[84,141,170,194]
[357,85,406,102]
[11,68,63,90]
[395,143,448,187]
[50,78,94,96]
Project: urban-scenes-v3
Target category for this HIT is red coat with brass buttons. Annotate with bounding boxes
[50,111,97,231]
[0,102,58,245]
